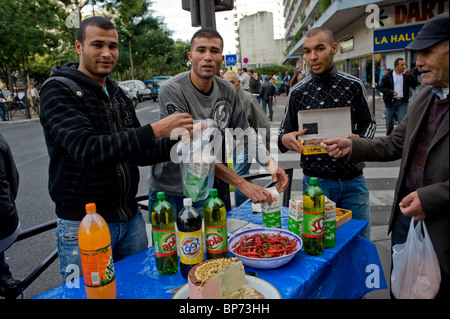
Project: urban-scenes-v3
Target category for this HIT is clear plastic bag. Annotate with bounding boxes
[391,218,441,299]
[178,119,217,202]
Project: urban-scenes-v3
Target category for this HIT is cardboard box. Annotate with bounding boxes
[324,198,336,247]
[336,208,352,228]
[298,107,352,155]
[262,187,281,229]
[288,199,303,236]
[300,139,327,155]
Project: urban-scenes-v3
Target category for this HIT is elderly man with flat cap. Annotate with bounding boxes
[321,13,449,299]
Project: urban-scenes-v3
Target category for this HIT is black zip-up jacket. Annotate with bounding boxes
[39,62,177,223]
[278,66,376,180]
[0,133,19,241]
[378,69,418,105]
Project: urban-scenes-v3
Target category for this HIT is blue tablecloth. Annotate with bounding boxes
[34,203,387,299]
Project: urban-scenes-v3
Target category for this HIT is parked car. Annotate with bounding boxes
[119,80,152,102]
[0,89,11,100]
[149,76,171,102]
[143,79,153,90]
[118,84,138,108]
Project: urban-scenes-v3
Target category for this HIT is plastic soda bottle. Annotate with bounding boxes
[302,178,325,255]
[151,192,178,275]
[78,203,116,299]
[177,198,204,278]
[203,188,229,259]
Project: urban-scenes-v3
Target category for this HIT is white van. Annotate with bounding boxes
[119,80,152,102]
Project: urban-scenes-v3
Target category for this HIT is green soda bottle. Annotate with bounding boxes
[302,178,325,255]
[203,188,229,259]
[151,192,178,275]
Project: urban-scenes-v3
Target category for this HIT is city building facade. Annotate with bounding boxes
[282,0,448,92]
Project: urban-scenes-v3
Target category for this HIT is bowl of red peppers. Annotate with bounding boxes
[228,228,302,269]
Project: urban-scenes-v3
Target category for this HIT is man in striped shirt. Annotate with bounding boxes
[278,27,376,240]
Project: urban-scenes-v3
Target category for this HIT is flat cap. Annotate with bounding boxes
[406,12,449,50]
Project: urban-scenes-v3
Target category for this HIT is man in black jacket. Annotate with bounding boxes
[0,134,21,298]
[278,27,376,240]
[378,58,418,135]
[39,16,193,283]
[259,76,276,120]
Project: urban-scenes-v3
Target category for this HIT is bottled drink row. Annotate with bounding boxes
[76,178,334,298]
[151,188,228,278]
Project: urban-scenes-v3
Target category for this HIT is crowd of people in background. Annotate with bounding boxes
[219,67,307,122]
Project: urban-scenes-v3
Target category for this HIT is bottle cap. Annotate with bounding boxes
[156,192,165,200]
[310,177,318,186]
[183,198,192,206]
[85,203,96,213]
[209,188,217,197]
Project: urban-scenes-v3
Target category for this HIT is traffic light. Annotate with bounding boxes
[182,0,234,12]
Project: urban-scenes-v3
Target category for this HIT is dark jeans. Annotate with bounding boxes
[261,98,273,120]
[0,102,7,121]
[385,99,408,135]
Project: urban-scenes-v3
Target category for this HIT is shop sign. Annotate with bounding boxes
[380,0,447,28]
[374,24,423,52]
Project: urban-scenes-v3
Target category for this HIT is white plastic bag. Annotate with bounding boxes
[178,119,217,202]
[391,218,441,299]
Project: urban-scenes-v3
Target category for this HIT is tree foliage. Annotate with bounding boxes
[0,0,191,90]
[253,64,293,78]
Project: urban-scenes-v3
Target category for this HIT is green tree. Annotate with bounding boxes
[0,0,67,90]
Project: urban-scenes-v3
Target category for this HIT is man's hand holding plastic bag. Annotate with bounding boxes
[177,119,217,202]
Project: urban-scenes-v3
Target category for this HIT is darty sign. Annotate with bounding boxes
[379,0,447,28]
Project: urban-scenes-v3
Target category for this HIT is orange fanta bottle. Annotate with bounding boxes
[78,203,116,299]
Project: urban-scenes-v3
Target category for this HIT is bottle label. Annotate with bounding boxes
[80,244,115,287]
[152,226,177,257]
[205,224,228,253]
[178,229,204,265]
[303,209,325,238]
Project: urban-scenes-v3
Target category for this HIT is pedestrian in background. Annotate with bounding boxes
[289,70,304,89]
[26,84,39,108]
[248,70,261,104]
[259,75,276,121]
[282,71,291,95]
[238,68,250,91]
[378,57,418,135]
[321,13,449,298]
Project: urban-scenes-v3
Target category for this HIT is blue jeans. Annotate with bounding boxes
[148,188,205,221]
[261,98,273,119]
[0,102,7,121]
[56,212,148,283]
[233,150,252,206]
[303,175,371,240]
[385,99,407,135]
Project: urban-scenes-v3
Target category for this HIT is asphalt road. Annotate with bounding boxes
[1,93,396,299]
